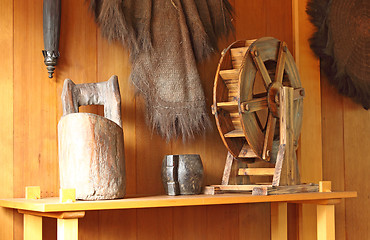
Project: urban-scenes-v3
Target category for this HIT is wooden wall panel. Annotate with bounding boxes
[239,203,271,240]
[13,0,58,199]
[343,99,370,240]
[137,208,173,240]
[173,206,207,240]
[6,0,365,239]
[0,0,14,239]
[98,209,137,240]
[321,76,346,240]
[292,0,322,239]
[266,0,293,49]
[95,29,138,240]
[206,205,239,240]
[13,0,58,239]
[57,1,99,240]
[57,0,99,117]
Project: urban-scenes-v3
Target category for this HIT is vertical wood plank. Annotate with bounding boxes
[137,208,173,240]
[98,210,137,240]
[235,0,267,40]
[13,0,58,239]
[320,76,346,240]
[239,203,270,240]
[57,218,78,240]
[343,98,370,240]
[13,0,58,198]
[0,0,14,239]
[135,95,172,195]
[292,0,322,184]
[42,218,57,240]
[24,214,42,240]
[271,202,288,240]
[78,211,99,240]
[173,206,207,240]
[266,0,293,48]
[57,3,99,239]
[287,204,299,240]
[206,205,239,240]
[96,25,137,240]
[292,0,322,239]
[57,0,99,118]
[317,205,335,240]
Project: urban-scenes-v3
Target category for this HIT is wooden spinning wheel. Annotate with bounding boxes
[208,37,311,194]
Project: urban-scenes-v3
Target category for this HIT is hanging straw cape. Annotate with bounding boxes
[89,0,234,139]
[307,0,370,109]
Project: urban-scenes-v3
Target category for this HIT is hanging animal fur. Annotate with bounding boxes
[307,0,370,109]
[89,0,234,139]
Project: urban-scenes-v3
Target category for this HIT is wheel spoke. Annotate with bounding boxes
[242,96,268,113]
[251,47,272,88]
[275,42,287,84]
[262,113,276,160]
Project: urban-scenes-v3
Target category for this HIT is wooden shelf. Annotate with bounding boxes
[0,191,357,240]
[0,191,357,213]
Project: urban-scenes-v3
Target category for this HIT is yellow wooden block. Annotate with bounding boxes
[25,186,40,200]
[59,188,76,203]
[319,181,332,192]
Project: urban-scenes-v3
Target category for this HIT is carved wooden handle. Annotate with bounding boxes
[61,75,122,127]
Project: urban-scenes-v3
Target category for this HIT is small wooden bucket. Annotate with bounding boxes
[58,76,126,200]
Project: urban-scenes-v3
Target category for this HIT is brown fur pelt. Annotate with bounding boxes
[89,0,234,140]
[306,0,370,109]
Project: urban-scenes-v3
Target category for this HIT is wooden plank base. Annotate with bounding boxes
[252,184,319,196]
[204,184,318,196]
[204,185,272,195]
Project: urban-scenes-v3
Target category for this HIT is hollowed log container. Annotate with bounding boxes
[161,154,204,195]
[58,76,126,200]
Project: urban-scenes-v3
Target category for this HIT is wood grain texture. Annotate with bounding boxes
[13,0,58,199]
[271,202,287,240]
[321,76,346,240]
[13,0,58,238]
[3,0,354,239]
[173,206,207,240]
[137,208,173,240]
[239,203,270,240]
[57,0,99,118]
[98,210,137,240]
[292,0,322,239]
[206,205,239,240]
[0,0,14,239]
[96,30,138,240]
[343,98,370,240]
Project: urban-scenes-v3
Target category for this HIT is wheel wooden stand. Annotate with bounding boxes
[205,37,318,195]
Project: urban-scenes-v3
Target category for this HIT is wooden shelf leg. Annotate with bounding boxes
[57,218,78,240]
[271,202,287,240]
[317,204,335,240]
[24,214,42,240]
